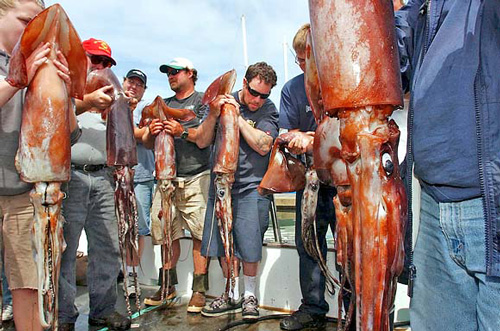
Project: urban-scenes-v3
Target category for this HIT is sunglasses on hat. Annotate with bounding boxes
[245,80,270,99]
[89,55,113,67]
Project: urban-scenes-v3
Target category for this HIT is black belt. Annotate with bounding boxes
[71,164,107,172]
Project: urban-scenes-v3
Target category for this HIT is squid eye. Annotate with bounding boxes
[382,153,394,176]
[217,189,225,198]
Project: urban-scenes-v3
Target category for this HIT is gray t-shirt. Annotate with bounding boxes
[164,91,210,177]
[133,99,155,182]
[0,52,31,195]
[71,112,107,165]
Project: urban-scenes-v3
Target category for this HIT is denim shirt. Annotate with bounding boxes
[396,0,500,277]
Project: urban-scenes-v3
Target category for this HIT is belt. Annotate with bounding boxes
[71,164,107,172]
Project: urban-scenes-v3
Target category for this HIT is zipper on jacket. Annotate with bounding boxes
[474,63,491,275]
[406,94,416,297]
[406,0,433,298]
[423,0,432,56]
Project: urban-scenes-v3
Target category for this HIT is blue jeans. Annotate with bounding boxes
[410,190,500,331]
[201,188,270,263]
[134,180,154,236]
[295,185,336,316]
[58,168,120,323]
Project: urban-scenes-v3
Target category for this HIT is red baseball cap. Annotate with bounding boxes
[82,38,116,66]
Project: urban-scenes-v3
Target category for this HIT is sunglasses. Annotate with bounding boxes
[246,81,270,99]
[89,55,112,67]
[167,68,183,77]
[295,55,306,66]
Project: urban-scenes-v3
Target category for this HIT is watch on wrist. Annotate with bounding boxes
[180,128,189,140]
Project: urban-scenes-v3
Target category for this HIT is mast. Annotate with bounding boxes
[283,36,288,82]
[241,15,249,69]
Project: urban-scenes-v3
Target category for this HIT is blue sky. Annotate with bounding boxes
[46,0,310,106]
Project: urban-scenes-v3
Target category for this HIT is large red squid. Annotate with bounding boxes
[202,70,238,297]
[307,1,407,330]
[85,68,141,316]
[6,4,87,329]
[139,96,195,303]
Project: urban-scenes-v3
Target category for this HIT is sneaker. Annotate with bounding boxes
[201,293,243,317]
[280,310,326,331]
[122,272,141,298]
[187,291,206,313]
[2,303,13,321]
[143,286,176,306]
[88,311,131,330]
[242,295,259,320]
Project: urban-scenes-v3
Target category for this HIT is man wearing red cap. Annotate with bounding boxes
[58,38,130,331]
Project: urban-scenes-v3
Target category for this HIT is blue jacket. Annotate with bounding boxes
[396,0,500,277]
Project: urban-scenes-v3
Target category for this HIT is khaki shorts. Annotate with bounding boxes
[0,191,38,290]
[151,171,210,243]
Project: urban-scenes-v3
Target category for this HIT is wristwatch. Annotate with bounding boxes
[180,128,189,140]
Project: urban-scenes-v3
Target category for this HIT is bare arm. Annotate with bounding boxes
[134,126,147,141]
[195,94,234,148]
[75,85,114,115]
[286,129,315,154]
[238,116,274,156]
[163,118,199,144]
[0,42,51,108]
[142,118,164,149]
[0,80,21,108]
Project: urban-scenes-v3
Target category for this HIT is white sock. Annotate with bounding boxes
[243,275,257,298]
[224,277,240,300]
[126,266,134,275]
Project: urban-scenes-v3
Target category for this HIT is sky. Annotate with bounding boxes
[46,0,311,106]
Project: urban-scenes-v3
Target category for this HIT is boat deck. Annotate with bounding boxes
[1,283,411,330]
[1,284,337,331]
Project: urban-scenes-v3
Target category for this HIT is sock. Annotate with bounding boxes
[126,266,134,275]
[224,277,240,300]
[243,275,257,298]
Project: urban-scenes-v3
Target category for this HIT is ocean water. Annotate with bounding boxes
[263,193,335,247]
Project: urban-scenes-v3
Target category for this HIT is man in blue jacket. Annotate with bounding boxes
[395,1,500,330]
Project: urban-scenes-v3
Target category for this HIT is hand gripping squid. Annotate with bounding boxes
[307,1,407,330]
[85,68,141,317]
[202,70,238,297]
[6,5,87,329]
[139,96,195,303]
[258,132,306,196]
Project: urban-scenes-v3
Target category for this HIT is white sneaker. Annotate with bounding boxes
[122,272,141,298]
[2,304,13,321]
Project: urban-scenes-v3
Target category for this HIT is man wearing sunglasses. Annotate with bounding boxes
[198,62,279,320]
[143,58,212,314]
[58,38,131,330]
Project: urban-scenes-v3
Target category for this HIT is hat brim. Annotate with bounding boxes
[87,49,117,66]
[126,73,147,85]
[159,64,186,73]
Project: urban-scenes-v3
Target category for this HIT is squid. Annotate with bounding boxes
[202,70,238,297]
[259,130,340,292]
[139,96,195,303]
[6,4,87,329]
[307,1,407,330]
[257,132,306,196]
[85,68,141,316]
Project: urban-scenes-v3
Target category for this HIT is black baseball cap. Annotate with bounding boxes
[125,69,147,85]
